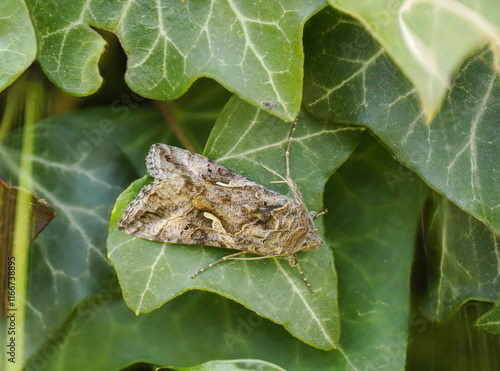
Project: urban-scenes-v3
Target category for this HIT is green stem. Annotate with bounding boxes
[4,79,42,370]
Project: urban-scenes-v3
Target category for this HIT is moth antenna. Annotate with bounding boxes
[258,119,306,208]
[285,117,299,180]
[283,118,309,209]
[191,251,246,278]
[260,119,322,233]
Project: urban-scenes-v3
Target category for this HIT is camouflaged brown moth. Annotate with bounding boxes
[118,120,326,293]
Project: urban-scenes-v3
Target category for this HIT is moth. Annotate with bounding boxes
[118,120,326,293]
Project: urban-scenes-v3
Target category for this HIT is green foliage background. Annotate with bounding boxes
[0,1,499,370]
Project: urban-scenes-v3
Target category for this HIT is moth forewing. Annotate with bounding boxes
[118,119,326,293]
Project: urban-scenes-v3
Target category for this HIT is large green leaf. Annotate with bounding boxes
[23,0,500,120]
[422,193,500,321]
[0,107,175,360]
[324,134,428,368]
[303,7,500,234]
[329,0,500,119]
[26,0,329,121]
[107,97,363,350]
[33,131,426,370]
[0,0,36,92]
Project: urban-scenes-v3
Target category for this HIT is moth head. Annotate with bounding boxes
[300,229,324,252]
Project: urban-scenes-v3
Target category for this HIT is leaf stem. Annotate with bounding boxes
[153,100,198,153]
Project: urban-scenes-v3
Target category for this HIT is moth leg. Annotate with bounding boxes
[288,253,315,294]
[191,251,247,278]
[193,252,285,280]
[235,252,315,294]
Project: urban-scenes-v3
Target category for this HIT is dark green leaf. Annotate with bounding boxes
[327,0,500,118]
[303,7,500,234]
[324,133,428,368]
[0,0,36,92]
[423,193,500,321]
[26,0,328,121]
[0,107,173,359]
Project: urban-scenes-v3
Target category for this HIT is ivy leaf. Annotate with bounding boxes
[0,0,36,92]
[303,7,500,234]
[422,193,500,321]
[17,1,500,119]
[329,0,500,119]
[0,107,173,360]
[26,0,327,121]
[323,134,428,369]
[34,129,425,370]
[107,97,363,350]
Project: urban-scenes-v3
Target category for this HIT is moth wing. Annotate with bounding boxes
[118,177,266,250]
[118,177,194,241]
[146,144,250,186]
[192,181,309,256]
